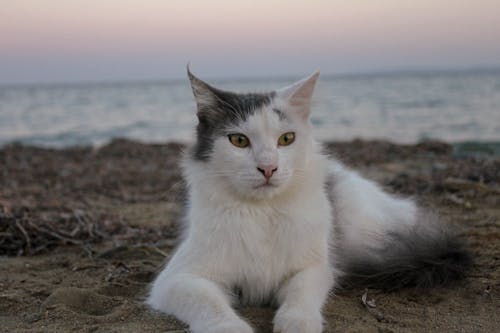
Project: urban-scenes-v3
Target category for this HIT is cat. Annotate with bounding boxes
[147,68,470,333]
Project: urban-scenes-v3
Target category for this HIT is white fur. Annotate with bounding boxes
[328,161,418,261]
[147,72,420,333]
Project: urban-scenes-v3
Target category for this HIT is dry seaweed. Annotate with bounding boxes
[1,138,498,257]
[0,206,178,256]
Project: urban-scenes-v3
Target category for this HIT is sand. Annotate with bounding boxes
[1,139,499,332]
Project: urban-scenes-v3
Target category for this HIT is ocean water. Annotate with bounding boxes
[1,70,500,148]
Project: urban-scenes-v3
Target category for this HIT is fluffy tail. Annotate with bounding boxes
[328,161,471,291]
[339,215,471,290]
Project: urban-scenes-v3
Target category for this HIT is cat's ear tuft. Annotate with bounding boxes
[276,71,319,120]
[187,66,217,111]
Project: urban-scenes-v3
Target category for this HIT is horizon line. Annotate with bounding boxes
[2,65,500,89]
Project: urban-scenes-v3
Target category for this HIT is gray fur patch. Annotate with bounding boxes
[272,108,287,120]
[188,74,275,161]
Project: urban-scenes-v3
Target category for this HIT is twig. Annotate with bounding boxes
[27,221,83,245]
[15,221,31,251]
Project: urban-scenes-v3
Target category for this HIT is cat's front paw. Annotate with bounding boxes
[202,317,254,333]
[273,308,323,333]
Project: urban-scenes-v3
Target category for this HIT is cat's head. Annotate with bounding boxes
[187,68,320,200]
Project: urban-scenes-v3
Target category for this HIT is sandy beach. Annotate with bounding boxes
[1,139,499,332]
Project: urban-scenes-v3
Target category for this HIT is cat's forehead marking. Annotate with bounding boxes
[238,105,283,138]
[192,90,276,161]
[272,108,287,121]
[214,91,275,122]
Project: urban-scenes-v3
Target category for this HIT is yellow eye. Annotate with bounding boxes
[228,133,250,148]
[278,132,295,146]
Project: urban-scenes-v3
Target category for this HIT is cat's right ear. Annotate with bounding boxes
[187,66,218,113]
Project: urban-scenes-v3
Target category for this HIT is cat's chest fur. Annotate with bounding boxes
[186,184,332,303]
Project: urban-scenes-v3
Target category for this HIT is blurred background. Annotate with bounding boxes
[1,0,500,147]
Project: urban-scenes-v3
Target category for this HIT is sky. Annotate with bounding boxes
[1,0,500,84]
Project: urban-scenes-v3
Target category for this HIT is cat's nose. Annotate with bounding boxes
[257,165,278,180]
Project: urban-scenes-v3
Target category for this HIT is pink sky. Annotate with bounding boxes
[1,0,500,83]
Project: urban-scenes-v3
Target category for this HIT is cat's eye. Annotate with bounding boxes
[278,132,295,146]
[228,133,250,148]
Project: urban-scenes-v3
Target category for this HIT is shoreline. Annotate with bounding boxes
[2,137,500,157]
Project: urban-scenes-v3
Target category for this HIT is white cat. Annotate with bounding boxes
[147,69,469,333]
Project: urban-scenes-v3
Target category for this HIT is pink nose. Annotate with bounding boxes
[257,165,278,180]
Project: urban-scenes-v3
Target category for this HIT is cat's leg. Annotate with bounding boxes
[273,263,333,333]
[147,273,253,333]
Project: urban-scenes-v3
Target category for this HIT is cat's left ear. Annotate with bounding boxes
[276,71,319,120]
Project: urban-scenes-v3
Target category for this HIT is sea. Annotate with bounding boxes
[1,69,500,149]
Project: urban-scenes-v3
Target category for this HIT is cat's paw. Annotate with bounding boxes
[273,308,323,333]
[202,317,254,333]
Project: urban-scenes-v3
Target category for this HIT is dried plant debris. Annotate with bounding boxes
[1,139,498,258]
[0,139,184,257]
[361,290,396,323]
[1,207,114,255]
[0,206,177,256]
[361,290,377,308]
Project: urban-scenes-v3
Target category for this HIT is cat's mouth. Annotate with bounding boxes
[255,182,277,189]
